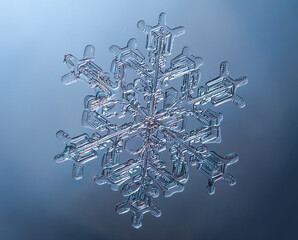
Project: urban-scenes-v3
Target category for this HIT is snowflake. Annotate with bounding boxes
[55,12,248,228]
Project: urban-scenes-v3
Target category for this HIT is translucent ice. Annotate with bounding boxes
[55,12,247,228]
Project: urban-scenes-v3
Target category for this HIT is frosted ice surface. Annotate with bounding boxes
[55,12,248,228]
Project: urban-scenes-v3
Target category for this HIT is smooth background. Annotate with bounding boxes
[0,0,297,239]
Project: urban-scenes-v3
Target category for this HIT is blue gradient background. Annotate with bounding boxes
[0,0,297,239]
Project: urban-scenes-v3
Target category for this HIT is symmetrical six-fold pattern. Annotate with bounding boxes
[55,12,248,229]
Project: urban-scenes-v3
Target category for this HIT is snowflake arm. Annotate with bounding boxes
[188,61,248,107]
